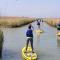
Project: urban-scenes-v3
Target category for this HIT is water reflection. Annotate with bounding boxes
[57,39,60,48]
[57,36,60,40]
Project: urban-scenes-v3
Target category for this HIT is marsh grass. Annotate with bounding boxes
[0,30,3,58]
[0,17,35,28]
[43,18,60,28]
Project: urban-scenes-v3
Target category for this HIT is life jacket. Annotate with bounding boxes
[26,29,33,37]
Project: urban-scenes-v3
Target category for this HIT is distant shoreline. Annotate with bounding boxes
[0,17,60,28]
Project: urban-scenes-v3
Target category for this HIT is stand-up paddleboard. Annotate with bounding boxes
[57,32,60,36]
[35,29,43,33]
[35,29,43,36]
[57,32,60,40]
[22,47,37,60]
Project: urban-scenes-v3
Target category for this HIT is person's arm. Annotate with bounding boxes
[31,25,34,31]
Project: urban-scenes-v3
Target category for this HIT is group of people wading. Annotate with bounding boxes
[25,19,43,53]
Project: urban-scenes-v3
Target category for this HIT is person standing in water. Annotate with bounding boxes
[37,20,40,29]
[25,23,34,53]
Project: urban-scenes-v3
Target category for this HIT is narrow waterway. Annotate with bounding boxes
[2,21,60,60]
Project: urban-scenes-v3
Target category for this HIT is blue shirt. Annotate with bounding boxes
[26,29,33,37]
[58,23,60,26]
[37,22,40,25]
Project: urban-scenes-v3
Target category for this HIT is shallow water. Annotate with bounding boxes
[1,21,60,60]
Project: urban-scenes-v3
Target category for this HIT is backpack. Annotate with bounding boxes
[26,29,33,37]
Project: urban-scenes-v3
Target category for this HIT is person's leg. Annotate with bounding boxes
[26,38,29,52]
[38,25,40,29]
[30,38,34,53]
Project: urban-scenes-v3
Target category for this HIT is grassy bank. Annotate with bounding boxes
[43,18,60,28]
[0,30,3,58]
[0,17,35,28]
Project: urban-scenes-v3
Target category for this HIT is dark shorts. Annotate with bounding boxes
[27,37,33,44]
[26,37,33,50]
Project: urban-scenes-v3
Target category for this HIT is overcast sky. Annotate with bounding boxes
[0,0,60,18]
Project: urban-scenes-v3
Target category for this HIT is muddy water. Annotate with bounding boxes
[2,21,60,60]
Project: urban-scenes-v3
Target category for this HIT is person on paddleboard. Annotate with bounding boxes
[57,22,60,30]
[37,20,40,29]
[25,23,34,53]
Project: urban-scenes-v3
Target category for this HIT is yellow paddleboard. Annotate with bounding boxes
[35,29,43,36]
[22,47,37,60]
[57,32,60,36]
[35,29,43,33]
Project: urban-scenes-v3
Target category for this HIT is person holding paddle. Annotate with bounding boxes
[37,20,40,29]
[25,23,34,53]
